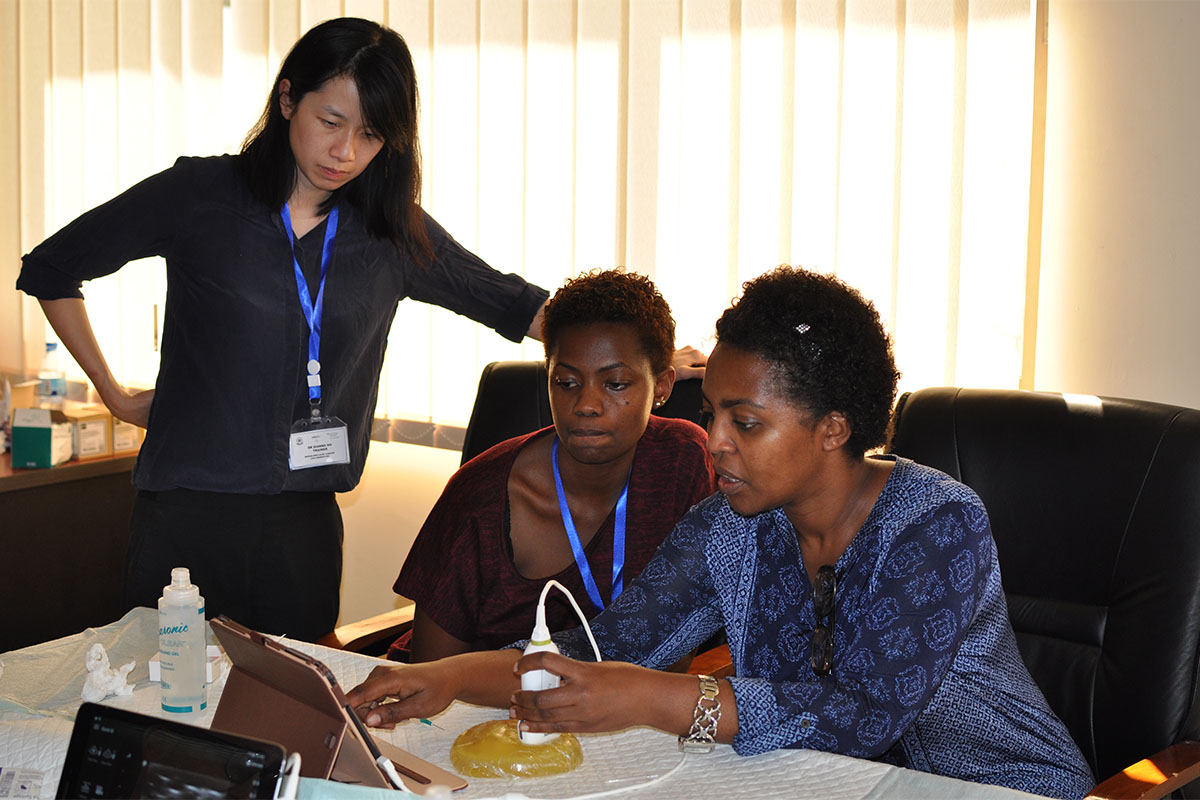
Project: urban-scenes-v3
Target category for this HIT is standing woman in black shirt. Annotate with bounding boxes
[15,18,554,640]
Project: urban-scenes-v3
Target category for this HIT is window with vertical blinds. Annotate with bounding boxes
[8,0,1040,435]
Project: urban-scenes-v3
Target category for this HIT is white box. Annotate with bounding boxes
[61,402,113,460]
[112,418,144,453]
[149,646,225,683]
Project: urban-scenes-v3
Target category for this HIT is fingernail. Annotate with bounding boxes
[367,713,380,726]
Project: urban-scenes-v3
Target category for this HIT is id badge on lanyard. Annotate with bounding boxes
[282,203,350,471]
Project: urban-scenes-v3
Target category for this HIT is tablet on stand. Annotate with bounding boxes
[209,616,466,794]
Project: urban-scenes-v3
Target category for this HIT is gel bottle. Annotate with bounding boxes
[158,567,206,713]
[518,609,560,744]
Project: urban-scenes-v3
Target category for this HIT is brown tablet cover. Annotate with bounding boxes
[209,617,466,794]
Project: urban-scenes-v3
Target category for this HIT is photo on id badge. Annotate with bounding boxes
[289,415,350,470]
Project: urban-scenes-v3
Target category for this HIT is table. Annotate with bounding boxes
[0,610,1043,800]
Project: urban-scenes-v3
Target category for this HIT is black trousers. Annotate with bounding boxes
[123,489,343,642]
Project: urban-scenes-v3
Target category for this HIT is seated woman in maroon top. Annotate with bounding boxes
[390,269,716,662]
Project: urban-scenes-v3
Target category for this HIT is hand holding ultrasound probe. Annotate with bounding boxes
[348,580,626,737]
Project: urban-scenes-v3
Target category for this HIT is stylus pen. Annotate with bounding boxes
[344,703,430,789]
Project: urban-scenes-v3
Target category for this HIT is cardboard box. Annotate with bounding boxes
[112,418,145,453]
[9,379,39,411]
[11,407,73,468]
[61,401,113,460]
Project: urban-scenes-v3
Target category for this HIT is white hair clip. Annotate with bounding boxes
[794,323,811,334]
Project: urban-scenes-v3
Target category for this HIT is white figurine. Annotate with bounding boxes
[81,643,136,703]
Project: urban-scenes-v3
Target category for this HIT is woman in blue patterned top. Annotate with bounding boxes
[347,267,1094,799]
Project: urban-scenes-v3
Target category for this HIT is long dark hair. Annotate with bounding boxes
[239,17,431,261]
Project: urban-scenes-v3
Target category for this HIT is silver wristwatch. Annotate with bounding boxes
[678,673,722,753]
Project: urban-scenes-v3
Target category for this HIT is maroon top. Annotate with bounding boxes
[390,415,715,659]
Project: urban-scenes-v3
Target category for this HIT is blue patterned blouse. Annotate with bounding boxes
[550,456,1094,799]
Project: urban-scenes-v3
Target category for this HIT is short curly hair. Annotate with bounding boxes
[714,266,899,458]
[541,269,675,374]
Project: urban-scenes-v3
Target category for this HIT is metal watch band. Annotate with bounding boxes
[678,673,722,753]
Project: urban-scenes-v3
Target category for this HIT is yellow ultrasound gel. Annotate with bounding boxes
[450,719,582,778]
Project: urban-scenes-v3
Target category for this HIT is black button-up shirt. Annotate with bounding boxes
[17,155,548,493]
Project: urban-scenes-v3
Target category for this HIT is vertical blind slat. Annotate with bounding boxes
[81,0,123,380]
[737,0,789,292]
[475,0,528,376]
[428,0,482,423]
[955,0,1036,389]
[625,0,680,291]
[17,0,52,372]
[0,0,23,372]
[789,0,842,276]
[525,0,576,291]
[383,1,436,421]
[894,0,960,394]
[576,0,624,276]
[118,0,164,389]
[674,0,735,347]
[837,0,902,322]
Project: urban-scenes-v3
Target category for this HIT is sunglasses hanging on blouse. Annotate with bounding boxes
[810,565,839,676]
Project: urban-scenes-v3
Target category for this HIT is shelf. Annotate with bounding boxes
[0,450,139,494]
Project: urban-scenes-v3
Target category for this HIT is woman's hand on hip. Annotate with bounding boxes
[38,297,154,427]
[101,384,155,428]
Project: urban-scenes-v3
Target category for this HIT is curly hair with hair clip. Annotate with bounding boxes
[541,269,675,374]
[714,266,900,458]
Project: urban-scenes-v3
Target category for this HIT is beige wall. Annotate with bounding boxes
[336,440,461,627]
[1035,0,1200,408]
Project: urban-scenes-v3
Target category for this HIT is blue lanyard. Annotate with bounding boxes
[281,203,339,406]
[551,437,630,612]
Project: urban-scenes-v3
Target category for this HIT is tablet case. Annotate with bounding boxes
[209,617,466,794]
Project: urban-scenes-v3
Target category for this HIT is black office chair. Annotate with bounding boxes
[888,387,1200,798]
